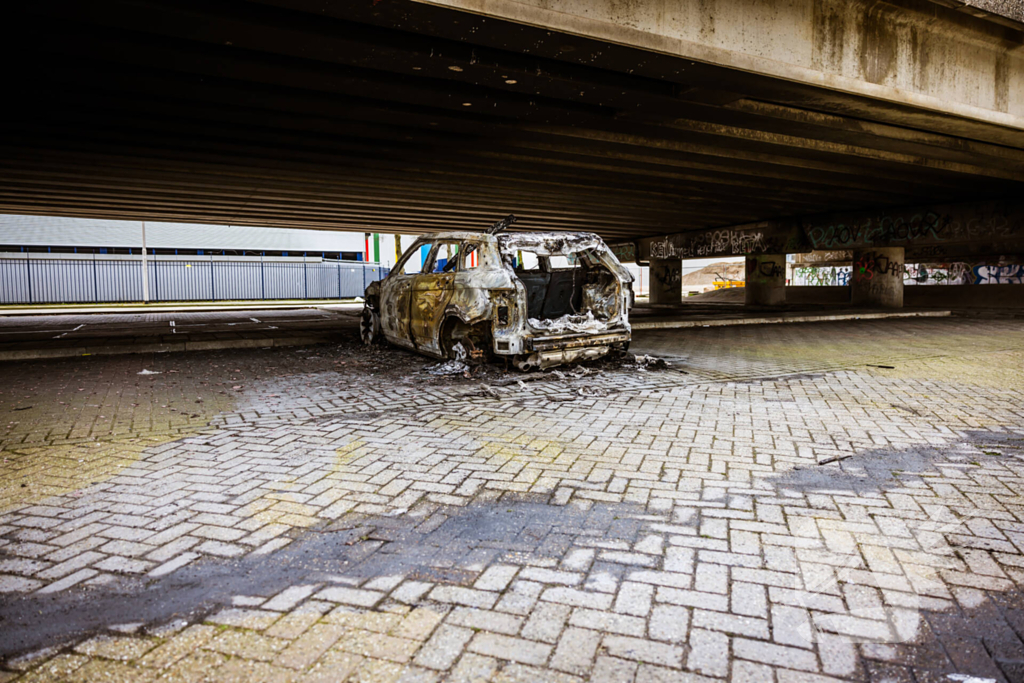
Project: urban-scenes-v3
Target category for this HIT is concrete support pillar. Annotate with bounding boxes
[851,247,904,308]
[744,254,787,306]
[649,258,682,305]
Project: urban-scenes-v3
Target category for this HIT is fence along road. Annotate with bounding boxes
[0,254,387,304]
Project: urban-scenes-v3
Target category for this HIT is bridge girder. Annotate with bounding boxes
[0,0,1022,242]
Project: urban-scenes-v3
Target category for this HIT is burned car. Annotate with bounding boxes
[360,218,633,370]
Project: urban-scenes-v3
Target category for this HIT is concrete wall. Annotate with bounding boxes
[785,284,1024,307]
[786,286,852,305]
[419,0,1024,126]
[904,283,1024,308]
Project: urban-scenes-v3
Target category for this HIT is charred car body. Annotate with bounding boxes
[360,221,633,370]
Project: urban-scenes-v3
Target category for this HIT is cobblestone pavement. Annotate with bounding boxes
[1,318,1024,682]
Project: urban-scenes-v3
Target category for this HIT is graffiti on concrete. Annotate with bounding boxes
[794,266,851,286]
[853,251,903,282]
[608,242,636,263]
[652,263,682,287]
[904,262,1023,285]
[746,258,784,284]
[973,264,1024,284]
[793,250,852,265]
[641,203,1022,262]
[802,259,1023,286]
[804,202,1021,251]
[651,228,769,259]
[809,213,945,250]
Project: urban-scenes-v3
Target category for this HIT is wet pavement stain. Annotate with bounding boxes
[1,318,1024,681]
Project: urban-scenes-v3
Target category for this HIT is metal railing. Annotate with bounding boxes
[0,254,388,304]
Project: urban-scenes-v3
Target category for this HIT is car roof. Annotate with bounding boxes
[415,231,495,242]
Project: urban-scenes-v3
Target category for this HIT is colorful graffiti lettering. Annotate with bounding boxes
[974,264,1024,284]
[794,266,851,286]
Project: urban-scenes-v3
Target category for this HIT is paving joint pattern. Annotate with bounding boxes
[0,318,1022,682]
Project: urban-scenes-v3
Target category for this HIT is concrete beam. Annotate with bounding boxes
[800,199,1024,251]
[927,0,1024,29]
[415,0,1024,136]
[636,200,1024,261]
[641,221,810,261]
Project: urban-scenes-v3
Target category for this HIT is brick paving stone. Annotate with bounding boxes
[148,552,200,578]
[73,634,158,661]
[0,574,41,592]
[467,633,552,666]
[413,625,475,670]
[590,655,638,682]
[549,627,601,675]
[206,608,282,631]
[314,586,385,608]
[733,637,820,672]
[687,628,730,677]
[648,604,690,643]
[602,634,685,667]
[3,320,1024,682]
[473,564,519,591]
[521,602,572,643]
[262,584,320,612]
[540,587,614,610]
[203,630,287,661]
[137,624,218,670]
[273,623,346,670]
[391,581,434,605]
[447,652,498,683]
[446,607,524,636]
[428,585,499,609]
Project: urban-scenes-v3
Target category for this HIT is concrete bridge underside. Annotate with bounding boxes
[1,0,1023,245]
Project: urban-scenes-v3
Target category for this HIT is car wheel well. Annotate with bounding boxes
[440,316,492,363]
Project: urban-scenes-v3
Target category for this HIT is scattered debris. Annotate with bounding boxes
[631,354,669,371]
[476,384,502,399]
[137,369,161,375]
[867,364,895,369]
[817,454,855,466]
[890,403,921,416]
[427,360,470,376]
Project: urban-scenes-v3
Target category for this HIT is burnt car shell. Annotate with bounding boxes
[361,230,632,370]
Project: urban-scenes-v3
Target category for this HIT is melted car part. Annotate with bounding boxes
[487,214,517,235]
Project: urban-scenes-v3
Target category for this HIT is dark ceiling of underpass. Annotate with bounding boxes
[1,0,1023,242]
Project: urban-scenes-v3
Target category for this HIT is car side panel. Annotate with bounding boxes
[409,272,454,355]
